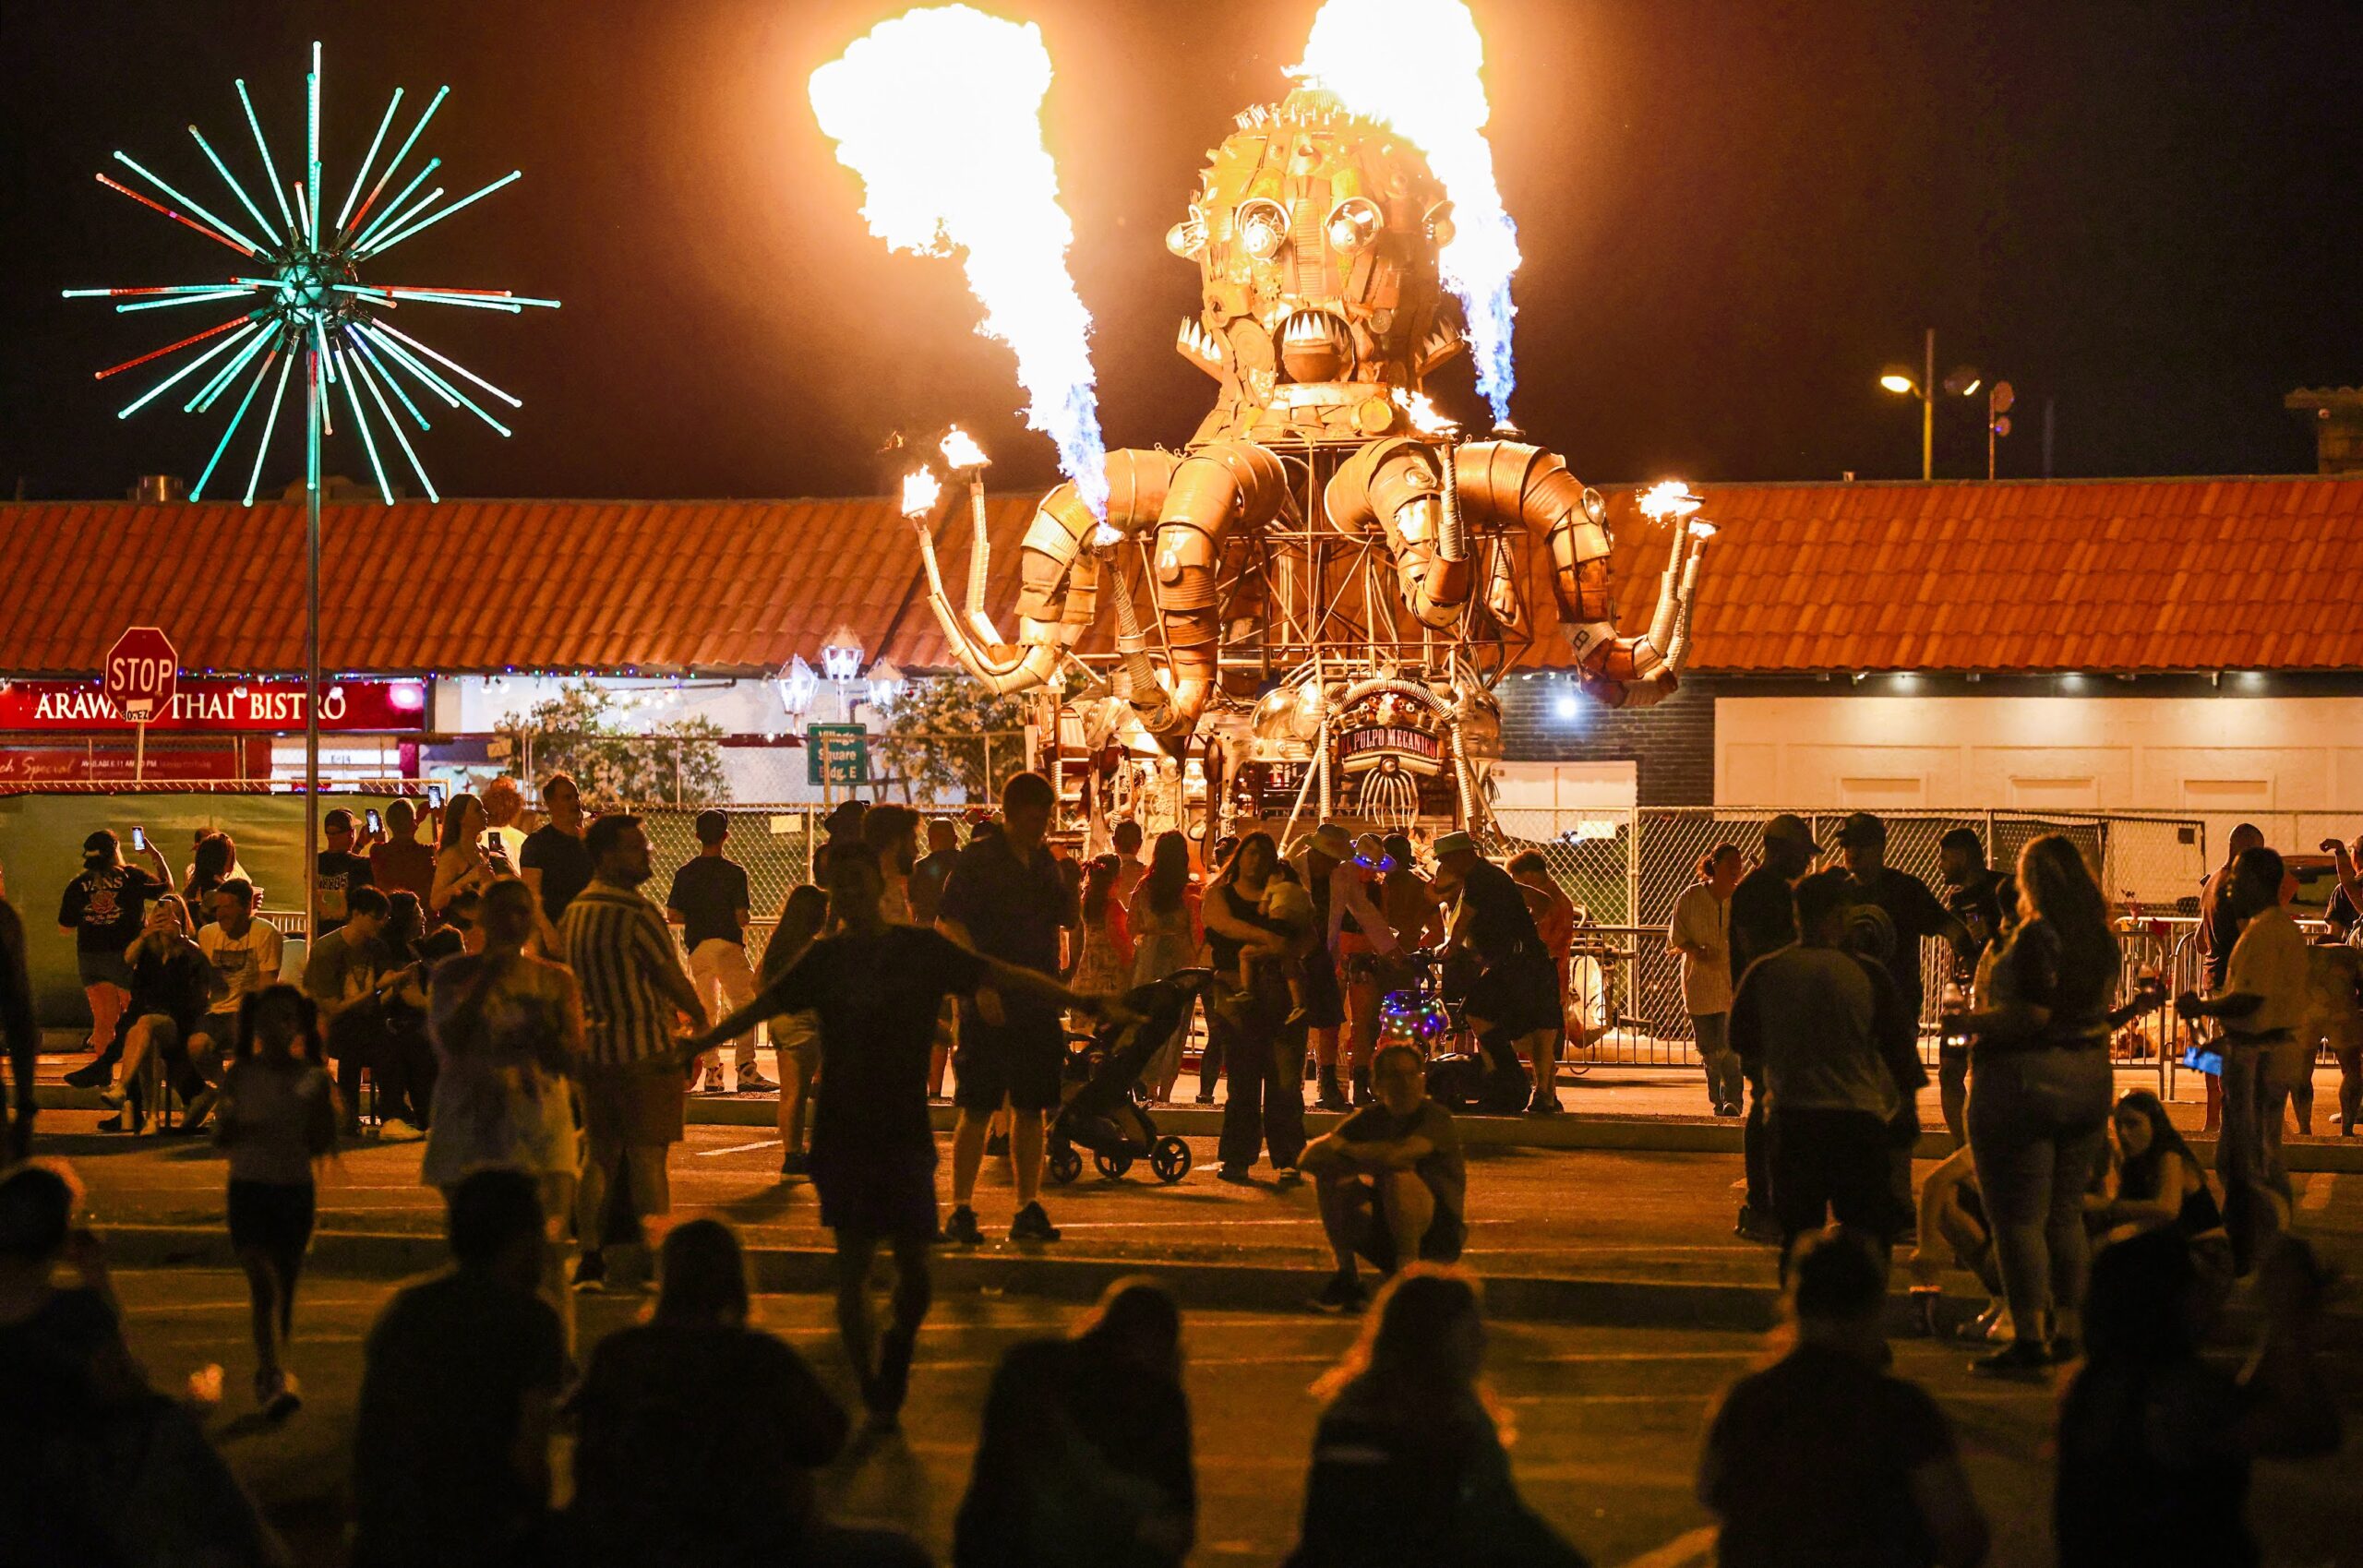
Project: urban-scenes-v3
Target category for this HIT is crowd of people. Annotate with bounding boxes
[0,782,2354,1564]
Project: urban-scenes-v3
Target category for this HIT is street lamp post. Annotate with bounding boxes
[1877,329,1989,481]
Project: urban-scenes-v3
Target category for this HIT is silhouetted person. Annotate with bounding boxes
[955,1277,1196,1568]
[1287,1266,1586,1568]
[353,1168,565,1568]
[567,1219,925,1568]
[1700,1228,1988,1568]
[2056,1229,2340,1568]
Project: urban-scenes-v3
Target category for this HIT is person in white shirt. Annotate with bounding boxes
[1670,844,1745,1116]
[2177,844,2311,1274]
[187,879,286,1129]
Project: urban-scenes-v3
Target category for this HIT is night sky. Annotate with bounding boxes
[5,0,2360,503]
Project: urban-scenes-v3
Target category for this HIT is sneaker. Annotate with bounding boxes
[1313,1270,1369,1314]
[256,1370,303,1421]
[695,1072,734,1096]
[1216,1164,1256,1185]
[571,1251,608,1291]
[376,1118,426,1143]
[985,1131,1010,1158]
[96,1112,131,1134]
[1734,1203,1781,1244]
[98,1084,127,1108]
[1009,1203,1061,1242]
[1350,1070,1373,1107]
[1272,1166,1304,1186]
[64,1059,117,1089]
[1969,1340,2052,1379]
[178,1088,219,1132]
[942,1206,984,1247]
[1527,1093,1565,1116]
[780,1148,810,1179]
[736,1071,779,1094]
[1193,1091,1217,1106]
[1314,1069,1349,1112]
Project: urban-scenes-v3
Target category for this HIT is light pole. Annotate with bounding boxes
[1878,329,1985,480]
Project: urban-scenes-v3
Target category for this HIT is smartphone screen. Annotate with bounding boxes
[365,808,383,834]
[427,783,447,808]
[131,826,148,852]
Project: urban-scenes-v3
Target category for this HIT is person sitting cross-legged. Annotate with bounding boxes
[1300,1042,1467,1313]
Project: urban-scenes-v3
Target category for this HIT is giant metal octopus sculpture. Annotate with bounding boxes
[907,85,1708,830]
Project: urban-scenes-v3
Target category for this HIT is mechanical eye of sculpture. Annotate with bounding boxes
[910,87,1709,832]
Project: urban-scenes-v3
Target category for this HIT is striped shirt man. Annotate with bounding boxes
[561,878,695,1068]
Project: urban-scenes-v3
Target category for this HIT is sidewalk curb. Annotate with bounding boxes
[96,1221,2363,1350]
[42,1086,2363,1169]
[96,1222,1786,1330]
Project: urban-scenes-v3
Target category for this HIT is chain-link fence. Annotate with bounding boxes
[1479,807,2210,1071]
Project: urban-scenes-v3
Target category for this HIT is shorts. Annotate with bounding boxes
[579,1062,688,1145]
[953,1010,1064,1113]
[1463,956,1562,1040]
[1300,948,1346,1029]
[810,1134,940,1240]
[227,1179,317,1262]
[77,949,136,991]
[771,1011,822,1077]
[1341,1176,1465,1275]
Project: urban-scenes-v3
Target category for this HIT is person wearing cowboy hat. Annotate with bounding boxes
[1432,832,1557,1114]
[1301,823,1403,1111]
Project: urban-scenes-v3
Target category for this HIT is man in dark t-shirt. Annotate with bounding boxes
[937,771,1073,1247]
[1834,812,1971,1023]
[666,809,769,1096]
[1727,813,1817,1239]
[315,808,377,938]
[907,817,962,928]
[688,844,1114,1428]
[1936,828,2014,1143]
[1703,1229,1986,1568]
[57,828,172,1084]
[517,773,594,938]
[1434,832,1555,1112]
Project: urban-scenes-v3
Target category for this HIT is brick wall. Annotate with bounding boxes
[1496,673,1718,806]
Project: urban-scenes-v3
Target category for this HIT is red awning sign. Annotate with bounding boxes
[102,627,177,724]
[0,676,431,734]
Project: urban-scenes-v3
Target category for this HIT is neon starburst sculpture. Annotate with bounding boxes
[65,42,557,504]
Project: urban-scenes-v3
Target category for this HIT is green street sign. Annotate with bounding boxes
[807,724,870,786]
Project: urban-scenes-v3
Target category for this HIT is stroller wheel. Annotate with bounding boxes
[1048,1146,1084,1186]
[1093,1150,1134,1180]
[1150,1135,1193,1184]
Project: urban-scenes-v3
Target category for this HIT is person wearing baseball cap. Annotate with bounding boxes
[1832,812,1973,1029]
[58,826,173,1091]
[1725,814,1818,1242]
[1304,822,1400,1110]
[1433,833,1558,1114]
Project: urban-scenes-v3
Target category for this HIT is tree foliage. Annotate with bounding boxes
[874,676,1029,805]
[495,680,730,808]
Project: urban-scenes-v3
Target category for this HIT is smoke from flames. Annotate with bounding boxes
[810,6,1108,516]
[1297,0,1521,426]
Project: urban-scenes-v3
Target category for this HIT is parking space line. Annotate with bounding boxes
[698,1138,785,1156]
[1613,1524,1716,1568]
[2299,1171,2336,1212]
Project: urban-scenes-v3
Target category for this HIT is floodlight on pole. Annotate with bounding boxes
[1877,329,1985,480]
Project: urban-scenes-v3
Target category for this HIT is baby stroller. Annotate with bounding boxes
[1046,968,1211,1186]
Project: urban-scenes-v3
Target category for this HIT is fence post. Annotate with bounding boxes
[1626,807,1641,929]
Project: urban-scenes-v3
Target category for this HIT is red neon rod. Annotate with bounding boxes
[94,284,242,298]
[94,174,258,257]
[93,314,256,381]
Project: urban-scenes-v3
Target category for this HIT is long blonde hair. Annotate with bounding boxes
[2016,834,2118,974]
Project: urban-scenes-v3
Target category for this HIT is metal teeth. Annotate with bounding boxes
[1281,310,1348,351]
[1176,317,1228,376]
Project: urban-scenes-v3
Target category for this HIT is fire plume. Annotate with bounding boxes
[1297,0,1521,426]
[900,467,943,518]
[810,6,1108,516]
[1637,480,1702,521]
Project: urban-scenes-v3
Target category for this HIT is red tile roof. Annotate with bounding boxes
[0,496,1037,677]
[1599,476,2363,673]
[4,474,2357,678]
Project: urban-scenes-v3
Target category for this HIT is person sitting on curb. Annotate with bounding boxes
[1299,1042,1467,1313]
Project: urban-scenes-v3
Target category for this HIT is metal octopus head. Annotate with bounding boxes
[1167,87,1465,445]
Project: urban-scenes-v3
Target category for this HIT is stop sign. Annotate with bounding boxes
[103,627,178,724]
